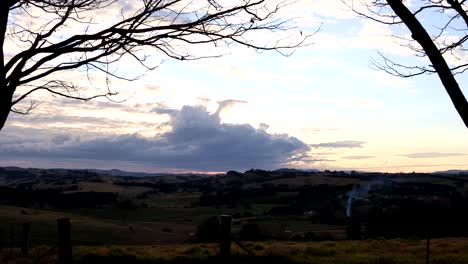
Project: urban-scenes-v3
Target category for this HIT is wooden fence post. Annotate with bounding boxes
[21,222,31,255]
[426,233,430,264]
[0,228,4,252]
[219,215,232,257]
[57,218,72,264]
[8,224,15,254]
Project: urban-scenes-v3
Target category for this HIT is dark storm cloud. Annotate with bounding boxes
[310,140,366,149]
[1,105,309,171]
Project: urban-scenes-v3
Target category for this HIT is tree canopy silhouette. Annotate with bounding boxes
[345,0,468,128]
[0,0,308,131]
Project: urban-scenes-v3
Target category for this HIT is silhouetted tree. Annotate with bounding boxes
[0,0,310,131]
[344,0,468,127]
[194,216,220,242]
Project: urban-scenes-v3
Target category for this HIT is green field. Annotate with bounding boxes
[0,201,347,246]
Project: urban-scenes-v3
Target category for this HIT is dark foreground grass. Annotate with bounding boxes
[77,255,300,264]
[3,238,468,264]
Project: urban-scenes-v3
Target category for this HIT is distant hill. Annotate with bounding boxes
[2,165,467,178]
[83,168,215,177]
[86,168,172,177]
[273,168,320,173]
[433,170,468,175]
[0,166,213,178]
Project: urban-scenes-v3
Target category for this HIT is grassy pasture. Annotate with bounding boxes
[0,205,196,246]
[77,181,153,195]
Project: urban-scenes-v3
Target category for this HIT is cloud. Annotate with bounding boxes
[399,152,467,159]
[259,123,270,131]
[309,17,414,57]
[145,85,163,92]
[298,128,338,134]
[342,155,375,160]
[1,105,309,172]
[214,99,247,116]
[51,135,72,145]
[282,0,355,22]
[287,152,331,162]
[310,140,366,149]
[152,106,178,116]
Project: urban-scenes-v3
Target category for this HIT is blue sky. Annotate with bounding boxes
[1,0,467,173]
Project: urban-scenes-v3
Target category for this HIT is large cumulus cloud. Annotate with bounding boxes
[0,105,309,171]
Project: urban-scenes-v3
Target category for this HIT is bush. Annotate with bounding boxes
[194,216,220,243]
[239,223,264,241]
[304,232,316,241]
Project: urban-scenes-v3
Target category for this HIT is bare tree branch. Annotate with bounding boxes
[344,0,468,127]
[0,0,314,131]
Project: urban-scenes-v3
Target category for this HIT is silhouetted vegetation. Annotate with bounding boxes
[76,255,303,264]
[194,217,220,243]
[2,166,468,245]
[0,186,116,209]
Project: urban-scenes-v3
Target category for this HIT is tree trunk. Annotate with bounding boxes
[0,1,11,132]
[0,90,12,131]
[386,0,468,128]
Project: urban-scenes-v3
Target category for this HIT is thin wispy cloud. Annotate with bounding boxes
[399,153,467,159]
[214,99,248,116]
[310,140,366,149]
[342,155,376,160]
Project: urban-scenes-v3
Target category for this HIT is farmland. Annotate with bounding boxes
[1,166,468,263]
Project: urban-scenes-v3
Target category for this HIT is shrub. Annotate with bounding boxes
[194,216,220,243]
[239,223,264,241]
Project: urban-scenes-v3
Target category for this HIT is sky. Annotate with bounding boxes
[1,0,467,173]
